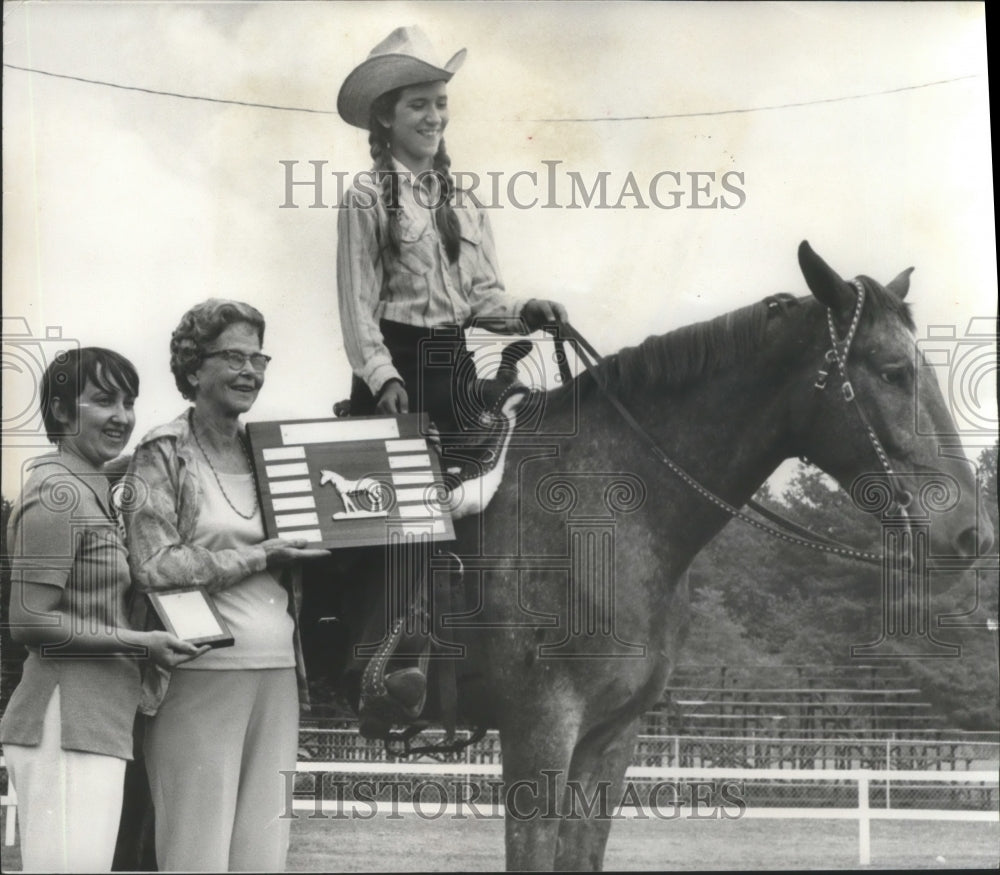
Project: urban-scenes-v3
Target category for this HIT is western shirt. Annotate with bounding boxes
[337,164,528,396]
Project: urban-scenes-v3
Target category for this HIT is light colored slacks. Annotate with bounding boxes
[143,668,299,872]
[4,686,126,873]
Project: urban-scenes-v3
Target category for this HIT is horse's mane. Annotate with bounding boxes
[553,277,912,402]
[589,296,779,400]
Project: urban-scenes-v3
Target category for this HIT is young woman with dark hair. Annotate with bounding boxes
[1,347,203,872]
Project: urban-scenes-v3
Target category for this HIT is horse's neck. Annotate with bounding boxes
[666,370,790,501]
[574,348,800,555]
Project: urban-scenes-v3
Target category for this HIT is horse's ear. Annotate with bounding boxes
[885,266,914,300]
[798,240,855,314]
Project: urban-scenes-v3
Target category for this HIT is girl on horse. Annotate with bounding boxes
[335,25,568,733]
[336,24,568,424]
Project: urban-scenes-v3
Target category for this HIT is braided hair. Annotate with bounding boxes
[368,87,462,264]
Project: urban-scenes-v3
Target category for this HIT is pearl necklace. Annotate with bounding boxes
[189,410,258,520]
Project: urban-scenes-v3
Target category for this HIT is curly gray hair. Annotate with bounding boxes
[170,299,265,400]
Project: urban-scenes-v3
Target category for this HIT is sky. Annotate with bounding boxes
[2,1,996,498]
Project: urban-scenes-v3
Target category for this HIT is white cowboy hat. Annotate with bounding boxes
[337,26,467,129]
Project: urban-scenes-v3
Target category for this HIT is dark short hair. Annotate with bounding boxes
[169,299,266,401]
[41,347,140,442]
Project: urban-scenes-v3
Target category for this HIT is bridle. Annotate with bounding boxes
[551,282,912,567]
[813,277,913,525]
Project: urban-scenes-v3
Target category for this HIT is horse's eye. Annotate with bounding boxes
[881,368,905,385]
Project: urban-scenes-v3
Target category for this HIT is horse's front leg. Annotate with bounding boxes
[554,718,641,871]
[499,709,581,871]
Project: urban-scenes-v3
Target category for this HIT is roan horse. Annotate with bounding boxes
[115,241,993,870]
[303,240,992,871]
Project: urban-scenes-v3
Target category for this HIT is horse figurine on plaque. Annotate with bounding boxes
[319,469,389,520]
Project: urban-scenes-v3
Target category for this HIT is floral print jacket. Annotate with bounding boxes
[123,410,308,715]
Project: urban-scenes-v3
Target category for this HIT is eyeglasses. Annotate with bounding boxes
[202,350,272,372]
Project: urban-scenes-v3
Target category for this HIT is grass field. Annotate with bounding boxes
[284,816,997,871]
[2,808,997,870]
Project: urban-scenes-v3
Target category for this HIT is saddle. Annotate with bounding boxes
[438,377,531,518]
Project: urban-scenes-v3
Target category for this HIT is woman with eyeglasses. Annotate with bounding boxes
[123,298,327,872]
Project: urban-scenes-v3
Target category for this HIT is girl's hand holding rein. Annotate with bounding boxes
[522,299,569,332]
[376,379,409,415]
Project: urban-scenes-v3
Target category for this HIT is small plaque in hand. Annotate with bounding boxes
[147,588,234,648]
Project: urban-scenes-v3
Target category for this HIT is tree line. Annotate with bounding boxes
[681,443,999,730]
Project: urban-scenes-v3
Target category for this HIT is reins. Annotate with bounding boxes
[549,291,892,566]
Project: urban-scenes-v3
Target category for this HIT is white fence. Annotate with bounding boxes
[299,725,1000,769]
[290,760,999,866]
[3,751,997,866]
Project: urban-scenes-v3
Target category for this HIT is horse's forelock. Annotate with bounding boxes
[855,275,915,333]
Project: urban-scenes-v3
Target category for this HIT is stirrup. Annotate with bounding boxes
[359,617,431,739]
[359,665,429,740]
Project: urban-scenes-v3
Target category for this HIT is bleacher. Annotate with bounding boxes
[290,660,999,813]
[297,661,987,753]
[645,662,953,738]
[294,661,997,771]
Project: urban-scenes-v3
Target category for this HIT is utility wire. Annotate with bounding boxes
[530,75,981,122]
[3,62,980,121]
[2,62,338,115]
